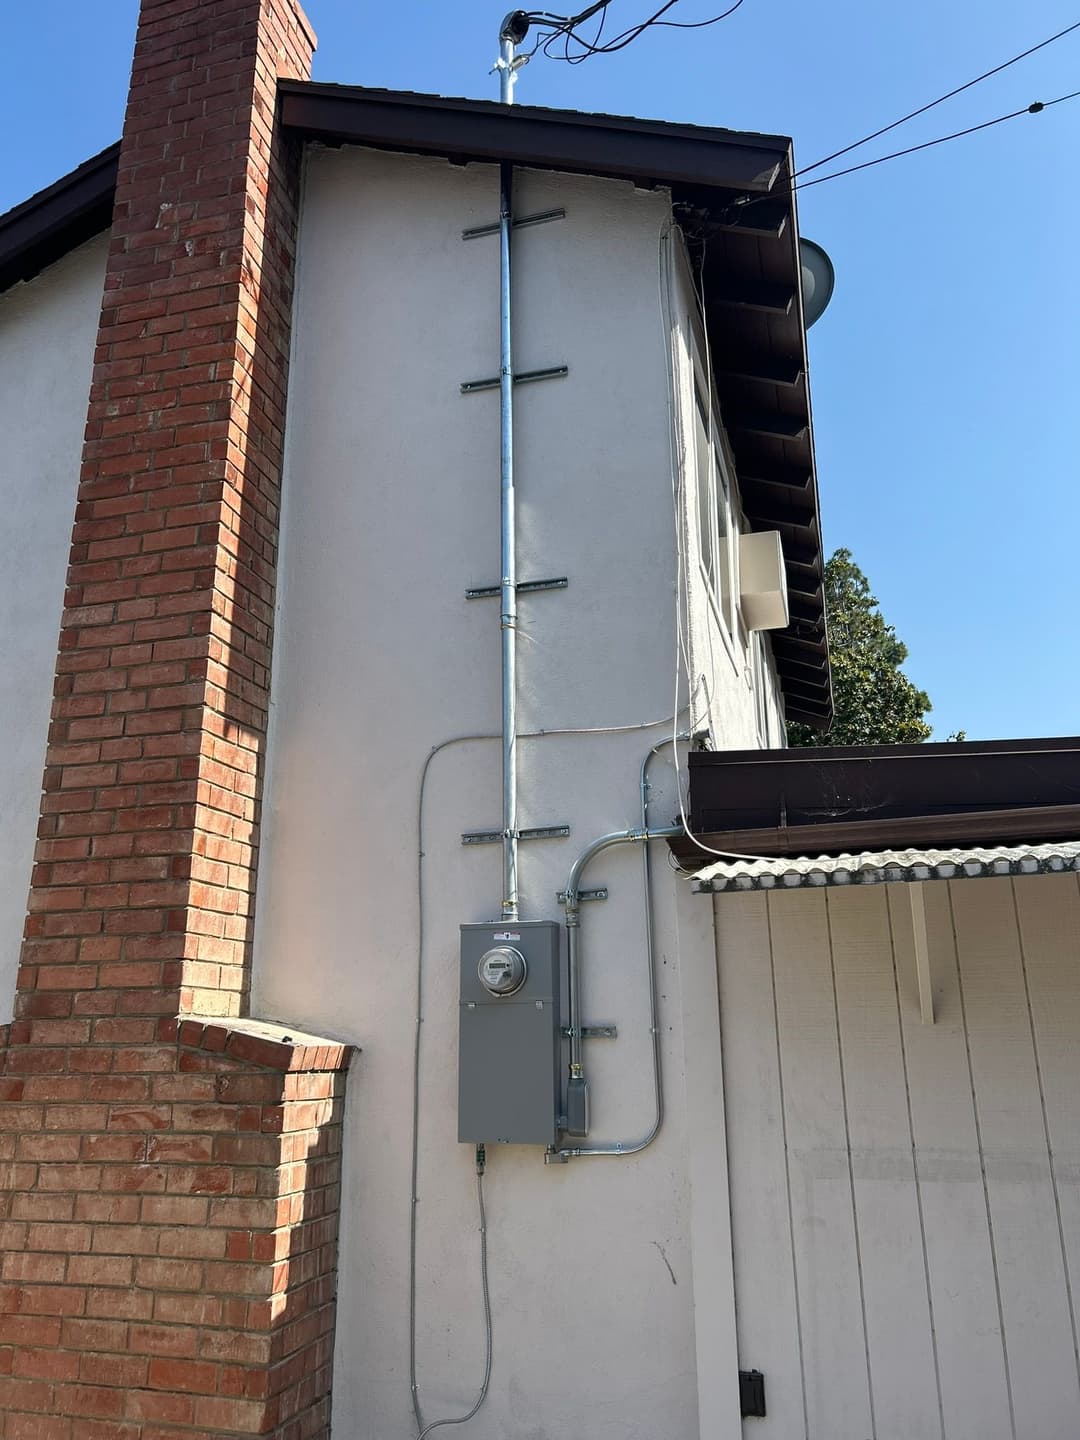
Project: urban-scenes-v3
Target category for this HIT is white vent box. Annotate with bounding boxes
[738,531,789,631]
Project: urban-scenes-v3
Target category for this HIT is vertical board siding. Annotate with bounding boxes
[766,889,874,1439]
[826,885,942,1439]
[949,881,1080,1437]
[717,876,1080,1440]
[716,891,807,1439]
[887,882,1012,1440]
[1011,875,1080,1394]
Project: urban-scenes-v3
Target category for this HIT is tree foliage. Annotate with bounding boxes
[788,548,932,747]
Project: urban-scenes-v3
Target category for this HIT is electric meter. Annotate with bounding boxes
[477,945,527,996]
[459,922,561,1145]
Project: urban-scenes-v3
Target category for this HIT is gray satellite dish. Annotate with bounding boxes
[799,238,835,328]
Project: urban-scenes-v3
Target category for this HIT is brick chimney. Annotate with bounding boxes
[0,2,353,1435]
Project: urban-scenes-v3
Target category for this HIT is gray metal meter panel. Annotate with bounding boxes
[459,920,561,1146]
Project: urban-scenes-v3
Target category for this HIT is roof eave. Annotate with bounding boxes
[278,84,832,725]
[0,144,119,293]
[0,87,831,723]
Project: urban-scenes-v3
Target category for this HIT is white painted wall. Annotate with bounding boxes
[666,241,787,751]
[252,145,780,1439]
[716,877,1080,1440]
[0,236,107,1017]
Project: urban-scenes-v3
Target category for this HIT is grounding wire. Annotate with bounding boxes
[409,709,694,1434]
[414,1162,492,1440]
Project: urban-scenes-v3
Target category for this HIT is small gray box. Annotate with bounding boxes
[458,920,561,1146]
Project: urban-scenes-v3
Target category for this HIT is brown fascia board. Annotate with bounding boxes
[681,737,1080,860]
[0,143,119,294]
[668,803,1080,867]
[278,82,789,191]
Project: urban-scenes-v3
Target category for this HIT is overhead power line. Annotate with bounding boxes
[797,89,1080,192]
[797,17,1080,179]
[523,0,747,65]
[720,86,1080,222]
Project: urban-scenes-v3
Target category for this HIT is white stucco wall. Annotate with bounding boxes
[666,240,787,751]
[251,145,782,1439]
[0,236,107,1016]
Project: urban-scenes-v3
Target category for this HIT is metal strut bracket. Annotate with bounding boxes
[460,365,568,394]
[461,825,571,846]
[462,207,567,240]
[466,577,568,601]
[561,1025,618,1040]
[555,887,607,904]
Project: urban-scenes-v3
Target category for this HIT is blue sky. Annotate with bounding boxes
[3,1,1078,740]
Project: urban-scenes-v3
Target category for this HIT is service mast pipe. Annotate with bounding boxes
[496,14,525,919]
[498,158,518,921]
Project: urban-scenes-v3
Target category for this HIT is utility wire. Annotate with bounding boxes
[722,85,1080,221]
[797,91,1080,191]
[525,0,746,63]
[797,17,1080,179]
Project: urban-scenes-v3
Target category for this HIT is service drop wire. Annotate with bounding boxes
[726,85,1080,226]
[796,16,1080,180]
[523,0,747,63]
[796,90,1080,192]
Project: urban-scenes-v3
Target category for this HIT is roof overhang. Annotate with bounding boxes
[0,144,118,293]
[673,735,1080,868]
[0,85,830,723]
[278,84,831,724]
[690,840,1080,893]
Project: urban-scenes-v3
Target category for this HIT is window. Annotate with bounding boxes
[691,355,740,650]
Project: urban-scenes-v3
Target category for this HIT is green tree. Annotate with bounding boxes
[788,548,932,747]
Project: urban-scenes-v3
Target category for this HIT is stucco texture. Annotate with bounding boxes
[0,236,107,1016]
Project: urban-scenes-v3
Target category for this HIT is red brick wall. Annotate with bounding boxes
[0,1,355,1435]
[0,1020,349,1438]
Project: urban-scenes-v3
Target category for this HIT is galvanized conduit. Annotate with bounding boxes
[498,155,519,923]
[552,740,686,1160]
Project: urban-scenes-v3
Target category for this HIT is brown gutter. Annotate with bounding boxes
[680,736,1080,863]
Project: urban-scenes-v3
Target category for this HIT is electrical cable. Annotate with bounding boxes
[415,1153,492,1440]
[795,90,1080,191]
[409,709,692,1434]
[724,84,1080,225]
[659,204,815,867]
[557,0,745,59]
[524,0,746,64]
[795,17,1080,180]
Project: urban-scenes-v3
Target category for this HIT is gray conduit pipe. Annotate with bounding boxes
[552,738,689,1157]
[498,157,519,923]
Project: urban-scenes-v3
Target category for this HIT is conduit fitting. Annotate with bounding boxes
[558,821,681,1152]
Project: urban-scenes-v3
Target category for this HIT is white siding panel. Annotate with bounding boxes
[950,880,1080,1437]
[826,885,941,1440]
[1011,874,1080,1394]
[716,891,806,1439]
[767,889,874,1439]
[887,882,1011,1440]
[719,877,1080,1440]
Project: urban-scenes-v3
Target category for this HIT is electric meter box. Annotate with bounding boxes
[458,920,561,1146]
